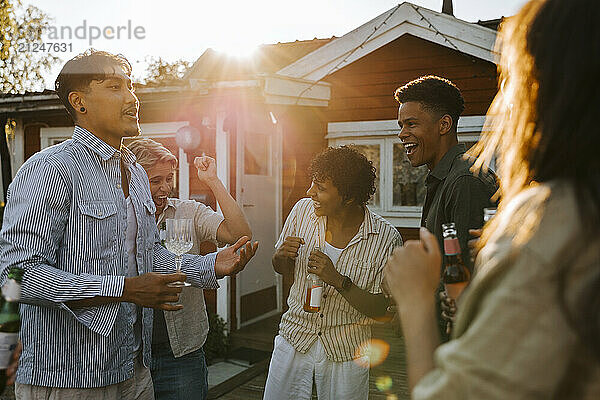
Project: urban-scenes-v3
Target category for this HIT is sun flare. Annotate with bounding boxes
[213,42,259,59]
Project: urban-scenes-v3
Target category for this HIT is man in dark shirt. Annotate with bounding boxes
[394,75,498,340]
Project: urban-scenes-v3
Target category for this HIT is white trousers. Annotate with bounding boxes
[263,335,369,400]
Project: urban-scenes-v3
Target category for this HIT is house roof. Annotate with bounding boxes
[277,2,498,82]
[0,89,55,99]
[185,37,336,81]
[0,86,199,113]
[0,38,335,100]
[2,2,503,110]
[476,18,503,31]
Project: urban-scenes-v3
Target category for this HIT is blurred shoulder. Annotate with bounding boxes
[485,181,581,268]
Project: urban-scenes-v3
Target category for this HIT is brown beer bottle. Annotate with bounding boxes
[303,247,324,313]
[303,273,323,313]
[441,223,470,334]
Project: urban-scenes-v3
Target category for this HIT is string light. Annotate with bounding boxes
[410,4,463,54]
[293,4,403,105]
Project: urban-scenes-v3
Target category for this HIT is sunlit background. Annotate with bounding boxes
[24,0,528,88]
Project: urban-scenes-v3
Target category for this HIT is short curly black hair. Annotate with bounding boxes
[309,146,376,206]
[394,75,465,133]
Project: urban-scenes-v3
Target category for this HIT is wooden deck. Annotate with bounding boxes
[0,314,409,400]
[220,313,410,399]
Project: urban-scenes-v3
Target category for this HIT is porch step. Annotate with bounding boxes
[207,314,280,397]
[228,313,281,352]
[229,333,274,353]
[227,347,271,366]
[207,347,271,399]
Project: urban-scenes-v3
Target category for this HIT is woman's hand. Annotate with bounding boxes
[274,236,304,261]
[308,249,343,288]
[194,155,218,184]
[439,290,457,324]
[384,227,441,314]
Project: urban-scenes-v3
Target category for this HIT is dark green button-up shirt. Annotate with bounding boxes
[421,144,498,272]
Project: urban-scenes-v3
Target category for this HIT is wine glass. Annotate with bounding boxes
[165,218,193,287]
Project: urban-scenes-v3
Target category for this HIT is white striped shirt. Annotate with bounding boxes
[0,126,219,388]
[275,198,402,362]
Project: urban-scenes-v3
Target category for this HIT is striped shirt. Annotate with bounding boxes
[275,198,402,362]
[0,126,219,388]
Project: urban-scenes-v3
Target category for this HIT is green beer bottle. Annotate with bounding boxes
[0,267,23,393]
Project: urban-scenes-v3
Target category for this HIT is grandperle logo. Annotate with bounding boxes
[29,20,146,46]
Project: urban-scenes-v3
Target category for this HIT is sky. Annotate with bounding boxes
[23,0,529,89]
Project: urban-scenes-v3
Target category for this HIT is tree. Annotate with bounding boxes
[0,0,59,93]
[142,57,192,86]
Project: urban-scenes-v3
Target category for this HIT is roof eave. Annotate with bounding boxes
[277,2,498,82]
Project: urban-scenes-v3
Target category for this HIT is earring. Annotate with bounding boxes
[80,107,85,112]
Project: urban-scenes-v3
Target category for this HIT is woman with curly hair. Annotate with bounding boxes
[384,0,600,398]
[263,146,403,400]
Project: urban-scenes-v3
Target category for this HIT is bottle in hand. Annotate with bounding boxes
[303,247,323,313]
[0,267,23,393]
[441,223,470,334]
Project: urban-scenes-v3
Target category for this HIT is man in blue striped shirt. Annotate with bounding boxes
[0,49,258,399]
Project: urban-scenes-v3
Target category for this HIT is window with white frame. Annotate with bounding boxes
[326,116,486,227]
[40,122,190,150]
[39,127,72,149]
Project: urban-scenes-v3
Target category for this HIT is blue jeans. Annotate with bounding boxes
[150,346,208,400]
